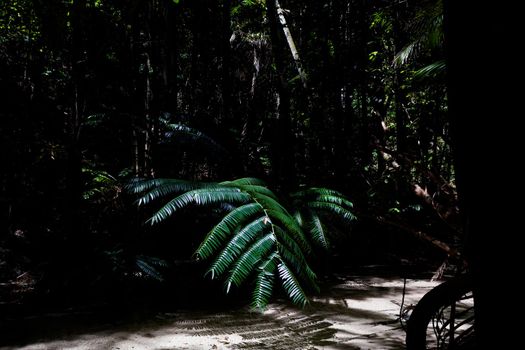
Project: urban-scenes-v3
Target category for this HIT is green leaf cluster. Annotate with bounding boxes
[128,177,355,309]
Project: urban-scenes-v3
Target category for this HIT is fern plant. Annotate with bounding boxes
[128,177,355,309]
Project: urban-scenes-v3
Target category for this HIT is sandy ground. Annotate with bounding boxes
[0,276,439,350]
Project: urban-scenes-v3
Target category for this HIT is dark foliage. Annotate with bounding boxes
[1,0,456,312]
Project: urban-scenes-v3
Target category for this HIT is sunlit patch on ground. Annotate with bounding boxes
[0,276,438,350]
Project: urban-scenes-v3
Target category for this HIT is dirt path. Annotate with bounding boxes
[0,276,438,350]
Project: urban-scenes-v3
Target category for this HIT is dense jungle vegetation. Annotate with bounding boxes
[0,1,518,346]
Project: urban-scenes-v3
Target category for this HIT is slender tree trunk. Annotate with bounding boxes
[144,51,154,177]
[132,126,140,175]
[274,0,307,88]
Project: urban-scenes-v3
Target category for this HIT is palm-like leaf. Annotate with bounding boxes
[225,233,275,292]
[252,253,278,309]
[128,178,206,205]
[221,177,267,186]
[135,255,168,281]
[306,211,329,250]
[197,203,261,260]
[413,59,446,79]
[393,0,445,82]
[306,201,356,221]
[393,4,443,66]
[292,187,356,250]
[278,261,308,307]
[128,177,355,309]
[148,187,251,225]
[207,216,269,278]
[276,235,318,291]
[126,178,178,195]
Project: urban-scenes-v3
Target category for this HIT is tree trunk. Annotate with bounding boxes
[274,0,307,88]
[444,0,519,345]
[143,50,155,177]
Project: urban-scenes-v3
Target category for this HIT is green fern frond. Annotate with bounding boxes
[293,189,353,209]
[136,257,164,281]
[135,179,207,205]
[130,176,355,309]
[249,191,312,253]
[221,177,267,187]
[394,1,443,66]
[298,194,353,211]
[138,255,169,267]
[306,201,356,222]
[208,216,270,279]
[225,233,275,292]
[273,226,309,267]
[252,252,279,310]
[236,185,279,200]
[394,41,419,66]
[266,208,311,253]
[307,211,329,250]
[314,194,353,208]
[251,192,290,215]
[294,210,304,226]
[414,60,446,79]
[149,188,251,225]
[126,178,166,194]
[276,237,318,291]
[196,203,262,260]
[277,260,308,307]
[82,168,119,201]
[292,187,346,198]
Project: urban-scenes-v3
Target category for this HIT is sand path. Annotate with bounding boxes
[1,275,438,350]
